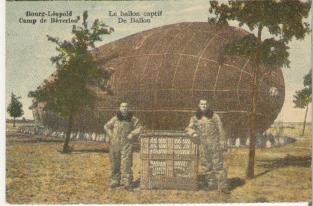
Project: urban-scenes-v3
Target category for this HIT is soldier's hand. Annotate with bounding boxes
[191,133,200,144]
[192,133,198,138]
[127,134,133,140]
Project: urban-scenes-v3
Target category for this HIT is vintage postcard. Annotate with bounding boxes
[5,0,312,204]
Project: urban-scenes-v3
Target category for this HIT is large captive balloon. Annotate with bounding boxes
[34,22,285,138]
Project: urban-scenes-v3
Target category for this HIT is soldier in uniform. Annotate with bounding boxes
[185,99,230,193]
[104,102,143,190]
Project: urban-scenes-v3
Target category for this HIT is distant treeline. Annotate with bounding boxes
[6,119,34,123]
[271,122,312,129]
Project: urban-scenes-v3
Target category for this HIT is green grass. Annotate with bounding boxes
[6,122,312,203]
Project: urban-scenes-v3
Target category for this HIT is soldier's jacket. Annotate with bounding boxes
[104,113,142,146]
[185,113,226,151]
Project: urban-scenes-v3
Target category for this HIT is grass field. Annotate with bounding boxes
[6,122,312,204]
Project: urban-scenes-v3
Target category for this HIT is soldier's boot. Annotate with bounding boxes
[110,170,121,189]
[221,186,231,194]
[218,179,230,194]
[219,178,230,194]
[121,143,134,191]
[206,175,218,191]
[197,175,208,189]
[123,184,134,192]
[204,170,218,190]
[121,174,134,191]
[110,179,120,189]
[110,169,121,190]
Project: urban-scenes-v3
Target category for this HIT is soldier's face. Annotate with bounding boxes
[120,103,128,114]
[199,100,208,112]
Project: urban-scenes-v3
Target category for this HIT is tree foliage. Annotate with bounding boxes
[28,10,114,118]
[209,0,311,69]
[293,69,312,108]
[7,93,24,120]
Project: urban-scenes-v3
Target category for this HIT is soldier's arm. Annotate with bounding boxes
[215,114,227,151]
[185,116,198,137]
[104,116,116,141]
[128,116,143,139]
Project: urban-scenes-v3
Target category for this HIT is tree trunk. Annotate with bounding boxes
[246,24,262,179]
[301,104,309,136]
[13,117,16,127]
[246,69,258,179]
[63,113,73,153]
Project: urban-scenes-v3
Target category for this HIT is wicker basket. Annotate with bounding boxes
[140,130,199,190]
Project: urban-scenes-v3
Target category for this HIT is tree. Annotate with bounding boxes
[209,0,311,178]
[28,11,114,153]
[7,93,24,127]
[293,69,312,136]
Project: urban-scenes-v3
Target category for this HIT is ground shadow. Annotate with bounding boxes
[7,138,64,144]
[6,133,30,137]
[133,176,245,191]
[255,154,311,178]
[198,175,245,191]
[227,177,246,191]
[71,148,109,154]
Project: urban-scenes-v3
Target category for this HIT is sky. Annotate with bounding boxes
[5,0,312,122]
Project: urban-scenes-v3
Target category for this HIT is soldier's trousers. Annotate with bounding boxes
[109,142,133,186]
[199,145,228,190]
